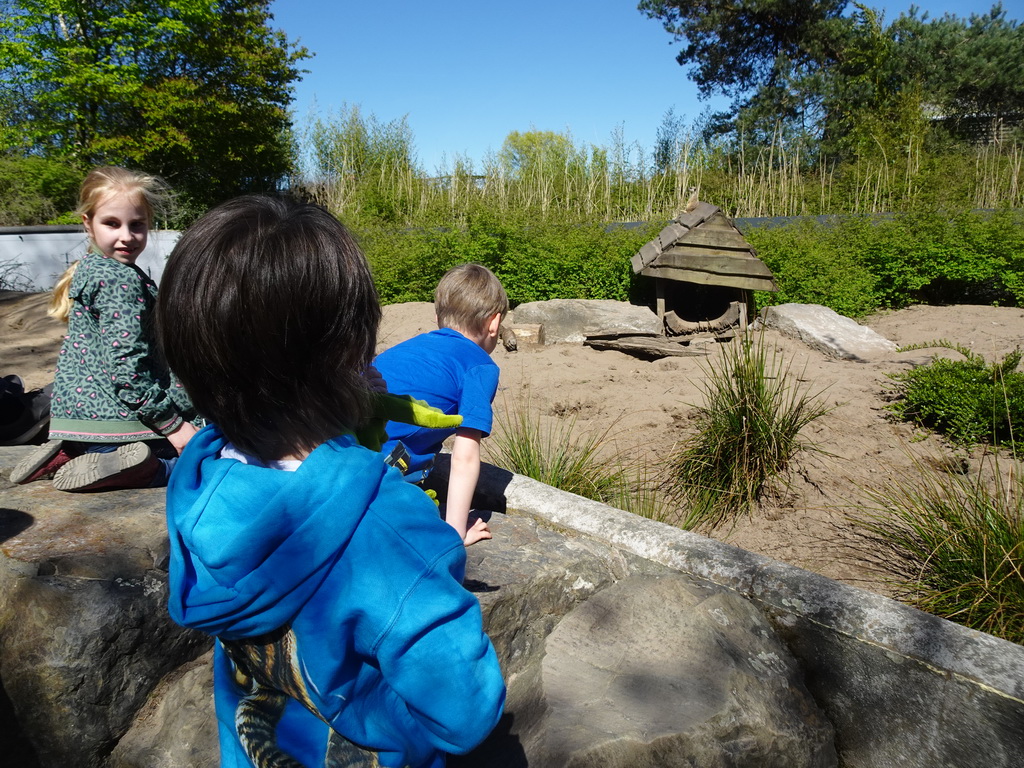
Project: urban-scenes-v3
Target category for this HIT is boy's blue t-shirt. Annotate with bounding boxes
[374,328,499,476]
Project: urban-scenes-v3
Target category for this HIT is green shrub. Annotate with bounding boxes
[750,210,1024,317]
[359,215,657,307]
[0,157,82,226]
[853,453,1024,644]
[666,331,831,530]
[749,218,881,318]
[887,341,1024,447]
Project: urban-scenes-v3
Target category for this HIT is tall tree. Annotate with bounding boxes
[895,5,1024,120]
[639,0,1023,152]
[638,0,850,137]
[0,0,308,213]
[819,4,925,158]
[498,130,579,176]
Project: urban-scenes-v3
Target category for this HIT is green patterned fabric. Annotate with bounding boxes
[49,252,194,442]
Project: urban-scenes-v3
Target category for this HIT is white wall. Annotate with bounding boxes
[0,230,181,291]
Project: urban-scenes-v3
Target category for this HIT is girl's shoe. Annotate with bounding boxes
[10,440,74,484]
[52,443,159,492]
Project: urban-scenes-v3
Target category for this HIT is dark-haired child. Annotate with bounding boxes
[157,196,505,768]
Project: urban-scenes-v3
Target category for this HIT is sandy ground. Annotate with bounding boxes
[5,289,1024,596]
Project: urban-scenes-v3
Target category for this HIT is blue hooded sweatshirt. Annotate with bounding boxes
[166,426,506,768]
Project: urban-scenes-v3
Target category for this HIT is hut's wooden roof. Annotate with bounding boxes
[631,202,777,292]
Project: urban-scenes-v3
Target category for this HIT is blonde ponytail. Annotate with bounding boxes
[48,261,80,323]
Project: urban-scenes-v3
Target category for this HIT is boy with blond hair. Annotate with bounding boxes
[375,263,508,546]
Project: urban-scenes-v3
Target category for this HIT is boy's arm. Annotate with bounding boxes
[447,428,491,546]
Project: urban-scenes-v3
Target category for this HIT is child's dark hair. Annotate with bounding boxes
[156,195,381,461]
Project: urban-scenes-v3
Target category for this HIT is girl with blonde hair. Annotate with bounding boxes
[10,166,198,491]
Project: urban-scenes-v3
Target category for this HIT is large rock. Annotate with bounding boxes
[0,458,209,768]
[757,303,897,361]
[6,446,1021,768]
[106,512,674,768]
[512,300,661,344]
[476,575,837,768]
[108,652,218,768]
[0,445,676,768]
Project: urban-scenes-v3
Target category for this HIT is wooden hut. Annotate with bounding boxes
[631,201,776,339]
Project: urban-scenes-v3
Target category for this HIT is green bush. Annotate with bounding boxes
[748,218,881,317]
[371,208,1024,316]
[359,214,657,307]
[0,156,82,225]
[853,454,1024,644]
[887,341,1024,447]
[666,331,831,530]
[750,210,1024,317]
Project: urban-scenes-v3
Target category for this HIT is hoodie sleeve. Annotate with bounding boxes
[371,540,506,755]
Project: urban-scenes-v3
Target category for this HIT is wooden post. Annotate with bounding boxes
[740,289,754,330]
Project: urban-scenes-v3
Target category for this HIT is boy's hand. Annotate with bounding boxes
[463,516,492,546]
[364,365,388,394]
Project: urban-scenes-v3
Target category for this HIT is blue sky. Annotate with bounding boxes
[268,0,1009,175]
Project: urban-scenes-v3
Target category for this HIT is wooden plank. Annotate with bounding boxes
[633,240,661,272]
[699,212,737,231]
[640,265,778,291]
[657,222,688,248]
[662,245,759,260]
[658,250,774,278]
[677,228,752,249]
[664,301,740,334]
[675,202,718,229]
[585,335,707,358]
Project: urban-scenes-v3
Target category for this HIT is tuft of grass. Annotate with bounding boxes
[601,451,679,523]
[666,331,831,531]
[486,399,627,504]
[485,397,672,519]
[851,451,1024,644]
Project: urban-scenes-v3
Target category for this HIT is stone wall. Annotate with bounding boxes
[468,461,1024,768]
[0,228,178,291]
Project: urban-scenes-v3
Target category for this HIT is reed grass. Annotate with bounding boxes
[486,399,629,504]
[296,107,1024,230]
[485,396,676,520]
[852,450,1024,644]
[665,331,832,531]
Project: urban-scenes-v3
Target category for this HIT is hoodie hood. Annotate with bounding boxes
[166,425,382,639]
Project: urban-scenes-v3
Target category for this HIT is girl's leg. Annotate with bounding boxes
[145,439,178,488]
